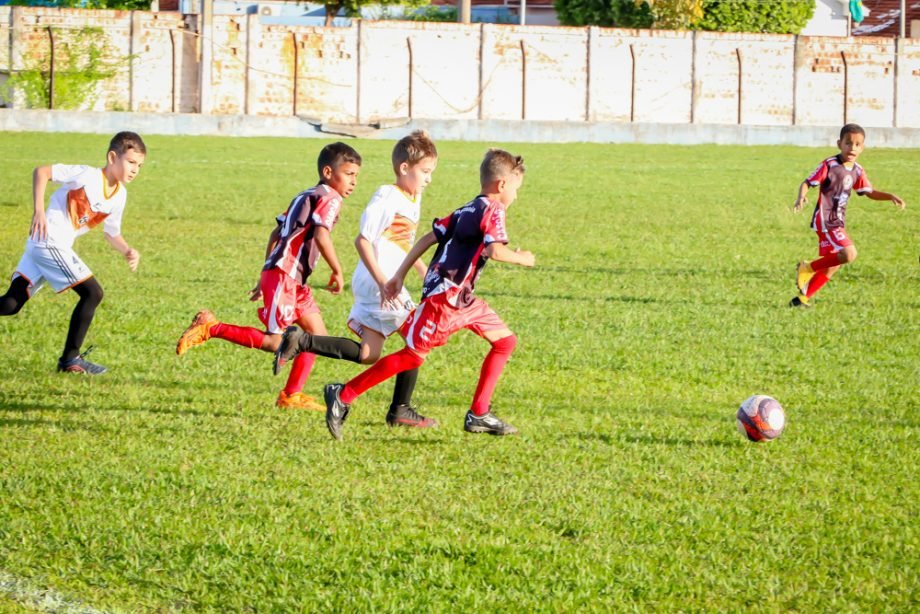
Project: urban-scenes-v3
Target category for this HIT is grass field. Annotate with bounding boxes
[0,131,917,612]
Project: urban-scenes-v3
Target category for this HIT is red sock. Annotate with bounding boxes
[809,253,841,273]
[470,335,517,416]
[211,323,265,349]
[284,351,317,395]
[341,347,424,404]
[805,270,830,299]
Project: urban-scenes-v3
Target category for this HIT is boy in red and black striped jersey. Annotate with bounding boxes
[790,124,905,307]
[176,142,361,410]
[323,148,536,439]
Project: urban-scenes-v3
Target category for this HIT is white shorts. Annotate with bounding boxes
[13,242,93,294]
[347,294,415,338]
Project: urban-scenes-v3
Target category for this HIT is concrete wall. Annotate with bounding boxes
[1,5,919,135]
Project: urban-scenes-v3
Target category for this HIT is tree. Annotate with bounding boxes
[554,0,654,29]
[645,0,703,30]
[321,0,427,26]
[9,1,152,7]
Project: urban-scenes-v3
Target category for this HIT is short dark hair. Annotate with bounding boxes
[317,142,362,179]
[392,130,437,173]
[840,123,865,140]
[480,148,525,185]
[109,131,146,156]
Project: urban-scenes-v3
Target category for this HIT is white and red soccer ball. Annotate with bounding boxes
[736,395,786,442]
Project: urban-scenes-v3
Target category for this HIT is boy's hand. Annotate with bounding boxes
[125,248,140,272]
[326,272,343,295]
[384,278,404,301]
[892,195,906,210]
[515,248,536,267]
[793,196,807,212]
[30,210,48,242]
[249,281,262,302]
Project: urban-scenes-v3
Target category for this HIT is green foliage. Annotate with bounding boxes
[647,0,704,29]
[555,0,654,28]
[1,27,122,110]
[9,1,150,8]
[322,0,427,26]
[0,133,917,611]
[697,0,815,34]
[400,5,458,22]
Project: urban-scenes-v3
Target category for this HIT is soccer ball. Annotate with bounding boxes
[736,395,786,442]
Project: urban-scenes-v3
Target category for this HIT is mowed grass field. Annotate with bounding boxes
[0,131,916,612]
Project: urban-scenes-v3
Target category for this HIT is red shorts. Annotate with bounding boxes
[257,268,319,334]
[400,293,507,354]
[816,227,853,256]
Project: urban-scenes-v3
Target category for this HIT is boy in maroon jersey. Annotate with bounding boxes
[322,148,535,439]
[790,124,905,307]
[175,142,361,410]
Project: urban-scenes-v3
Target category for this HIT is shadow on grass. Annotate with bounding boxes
[571,431,734,448]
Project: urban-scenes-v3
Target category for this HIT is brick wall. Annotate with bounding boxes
[2,6,919,129]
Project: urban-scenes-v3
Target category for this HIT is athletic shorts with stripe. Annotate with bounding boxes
[13,242,93,294]
[400,293,507,355]
[257,267,320,334]
[816,227,853,256]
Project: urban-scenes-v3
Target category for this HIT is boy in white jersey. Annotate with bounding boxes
[0,132,146,374]
[790,124,905,307]
[274,131,438,428]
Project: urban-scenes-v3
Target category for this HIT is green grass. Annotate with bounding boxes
[0,132,917,612]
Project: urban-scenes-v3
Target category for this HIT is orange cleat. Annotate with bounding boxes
[176,310,218,355]
[276,390,325,411]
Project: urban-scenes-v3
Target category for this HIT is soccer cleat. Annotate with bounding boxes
[276,390,324,411]
[795,261,815,294]
[788,295,811,308]
[386,404,439,429]
[57,346,107,375]
[273,326,305,375]
[324,383,351,440]
[176,309,218,355]
[464,410,518,436]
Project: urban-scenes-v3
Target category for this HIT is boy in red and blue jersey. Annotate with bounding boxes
[176,142,361,410]
[323,148,535,439]
[790,124,905,307]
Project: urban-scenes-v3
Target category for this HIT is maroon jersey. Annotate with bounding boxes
[263,183,343,285]
[421,195,509,308]
[806,155,873,231]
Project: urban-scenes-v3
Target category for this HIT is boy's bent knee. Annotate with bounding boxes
[491,334,517,354]
[839,246,857,264]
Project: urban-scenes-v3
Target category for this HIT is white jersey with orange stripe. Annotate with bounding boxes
[350,184,421,304]
[33,164,127,248]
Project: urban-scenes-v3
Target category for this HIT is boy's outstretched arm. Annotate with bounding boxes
[793,181,810,212]
[485,242,535,267]
[30,166,53,241]
[104,233,140,272]
[314,225,344,294]
[866,189,906,210]
[384,231,437,300]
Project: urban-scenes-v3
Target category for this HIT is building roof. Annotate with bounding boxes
[853,0,920,36]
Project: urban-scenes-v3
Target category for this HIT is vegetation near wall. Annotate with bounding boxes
[555,0,815,33]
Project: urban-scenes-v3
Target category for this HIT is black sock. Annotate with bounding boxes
[0,277,30,316]
[300,333,362,363]
[391,368,419,409]
[62,278,103,362]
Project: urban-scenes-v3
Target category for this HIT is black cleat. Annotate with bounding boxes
[324,383,351,440]
[386,404,438,429]
[464,410,518,436]
[57,347,107,375]
[273,326,307,375]
[788,296,811,308]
